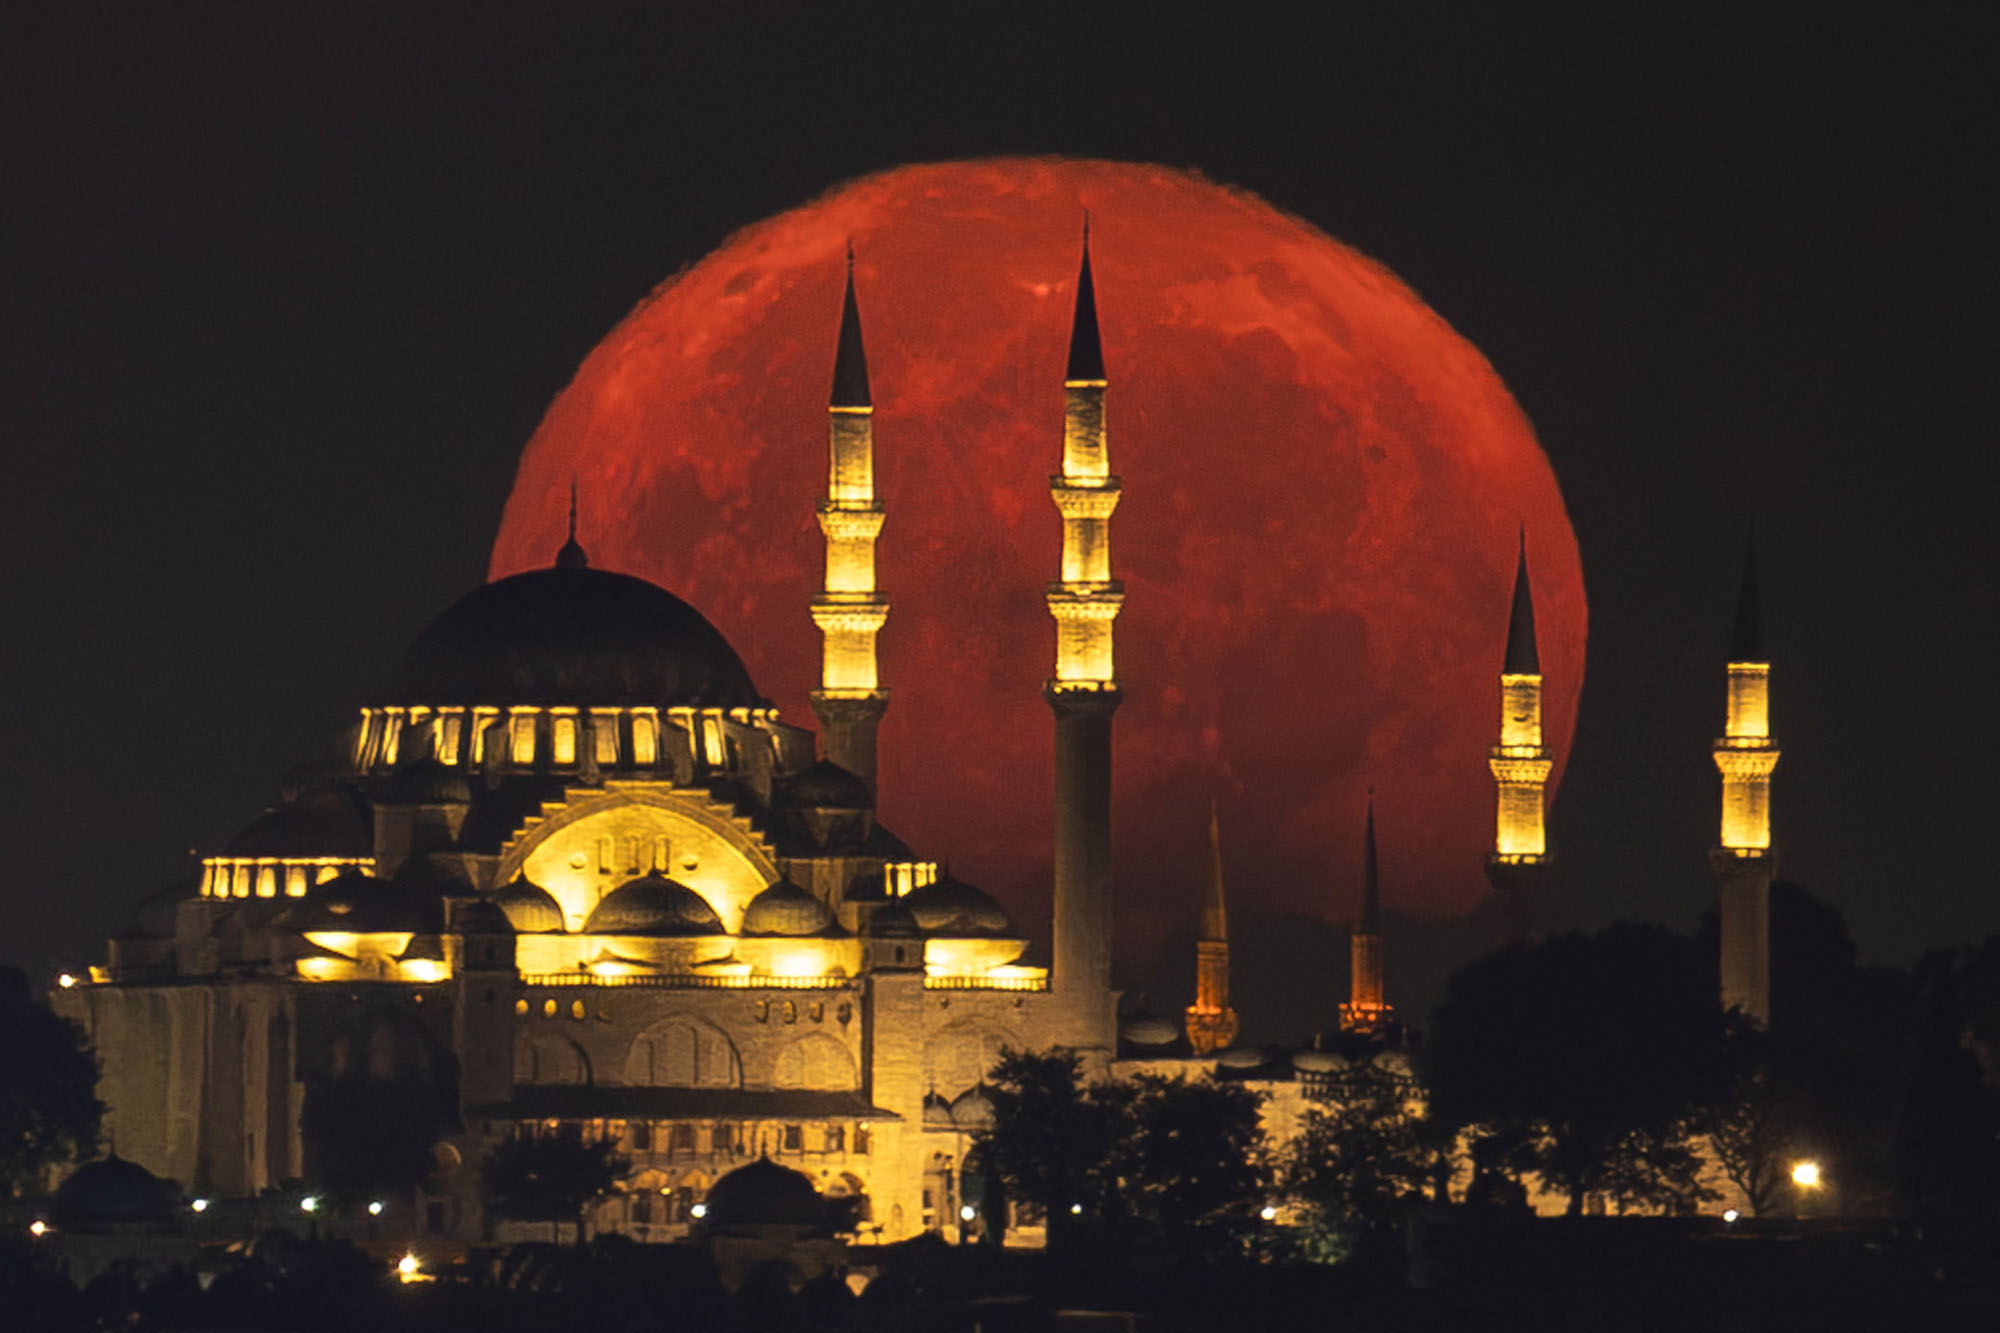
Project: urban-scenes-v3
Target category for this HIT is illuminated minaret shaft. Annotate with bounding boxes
[1047,227,1122,1053]
[810,255,890,785]
[1486,532,1552,937]
[1712,533,1777,1024]
[1184,804,1238,1055]
[1341,793,1391,1032]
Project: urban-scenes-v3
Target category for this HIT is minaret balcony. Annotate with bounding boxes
[815,505,886,540]
[1050,483,1122,518]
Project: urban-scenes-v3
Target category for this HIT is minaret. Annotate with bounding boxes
[1046,224,1122,1056]
[1340,792,1393,1033]
[1184,803,1238,1055]
[1711,531,1777,1024]
[1485,530,1552,938]
[809,251,890,787]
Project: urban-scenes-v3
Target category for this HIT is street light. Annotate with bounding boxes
[300,1195,320,1214]
[367,1200,384,1217]
[397,1253,421,1283]
[1259,1205,1277,1222]
[1790,1160,1822,1189]
[191,1198,210,1214]
[959,1205,976,1222]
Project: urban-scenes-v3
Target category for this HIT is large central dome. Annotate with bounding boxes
[386,565,762,708]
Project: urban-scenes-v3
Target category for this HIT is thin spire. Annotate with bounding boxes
[830,245,871,409]
[1065,216,1105,383]
[1503,527,1540,674]
[555,477,588,570]
[1201,800,1228,941]
[1730,520,1764,663]
[1362,789,1380,935]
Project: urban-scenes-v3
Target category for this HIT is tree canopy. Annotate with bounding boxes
[480,1130,628,1242]
[1426,923,1727,1215]
[0,967,104,1195]
[979,1049,1268,1258]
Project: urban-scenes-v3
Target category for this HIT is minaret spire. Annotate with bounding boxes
[555,477,588,570]
[1712,523,1777,1024]
[1048,219,1123,1058]
[809,251,890,788]
[1341,791,1393,1034]
[1185,801,1238,1055]
[1486,530,1552,939]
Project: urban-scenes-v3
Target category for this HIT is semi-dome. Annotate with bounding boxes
[294,870,442,935]
[490,877,565,933]
[867,901,921,938]
[379,756,472,806]
[778,760,872,810]
[130,879,198,939]
[902,876,1013,937]
[584,873,723,935]
[1292,1050,1349,1074]
[456,899,515,935]
[224,785,373,859]
[702,1157,825,1231]
[740,879,837,937]
[1121,1014,1180,1048]
[384,565,762,708]
[52,1155,182,1233]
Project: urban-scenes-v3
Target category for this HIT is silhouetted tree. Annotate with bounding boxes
[1281,1072,1435,1248]
[1427,923,1727,1215]
[481,1130,628,1243]
[1700,1016,1807,1217]
[1894,943,2000,1220]
[0,967,103,1195]
[980,1049,1269,1256]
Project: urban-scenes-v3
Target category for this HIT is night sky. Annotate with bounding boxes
[5,4,1992,1032]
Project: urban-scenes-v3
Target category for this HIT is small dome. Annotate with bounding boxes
[456,899,515,935]
[52,1156,182,1233]
[741,880,837,937]
[379,756,472,806]
[779,760,872,810]
[1370,1049,1416,1078]
[224,785,373,859]
[1121,1015,1180,1047]
[1214,1047,1265,1070]
[902,877,1013,937]
[584,873,723,935]
[1292,1050,1349,1074]
[385,566,762,709]
[868,901,921,938]
[490,877,565,933]
[951,1086,996,1129]
[922,1092,955,1129]
[295,870,442,935]
[702,1158,825,1231]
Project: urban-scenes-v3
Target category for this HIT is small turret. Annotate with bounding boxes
[1184,802,1238,1055]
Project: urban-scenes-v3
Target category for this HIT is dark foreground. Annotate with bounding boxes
[7,1215,1997,1332]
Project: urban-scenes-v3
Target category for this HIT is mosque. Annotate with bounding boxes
[53,238,1777,1243]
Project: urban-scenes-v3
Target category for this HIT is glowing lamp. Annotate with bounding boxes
[1722,1209,1739,1224]
[368,1200,384,1217]
[29,1220,48,1237]
[1790,1160,1822,1189]
[300,1195,320,1214]
[397,1253,421,1282]
[1070,1203,1083,1215]
[690,1203,708,1220]
[1260,1205,1278,1222]
[959,1205,976,1221]
[191,1198,210,1214]
[56,973,77,989]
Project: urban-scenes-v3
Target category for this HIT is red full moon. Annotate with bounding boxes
[490,158,1585,974]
